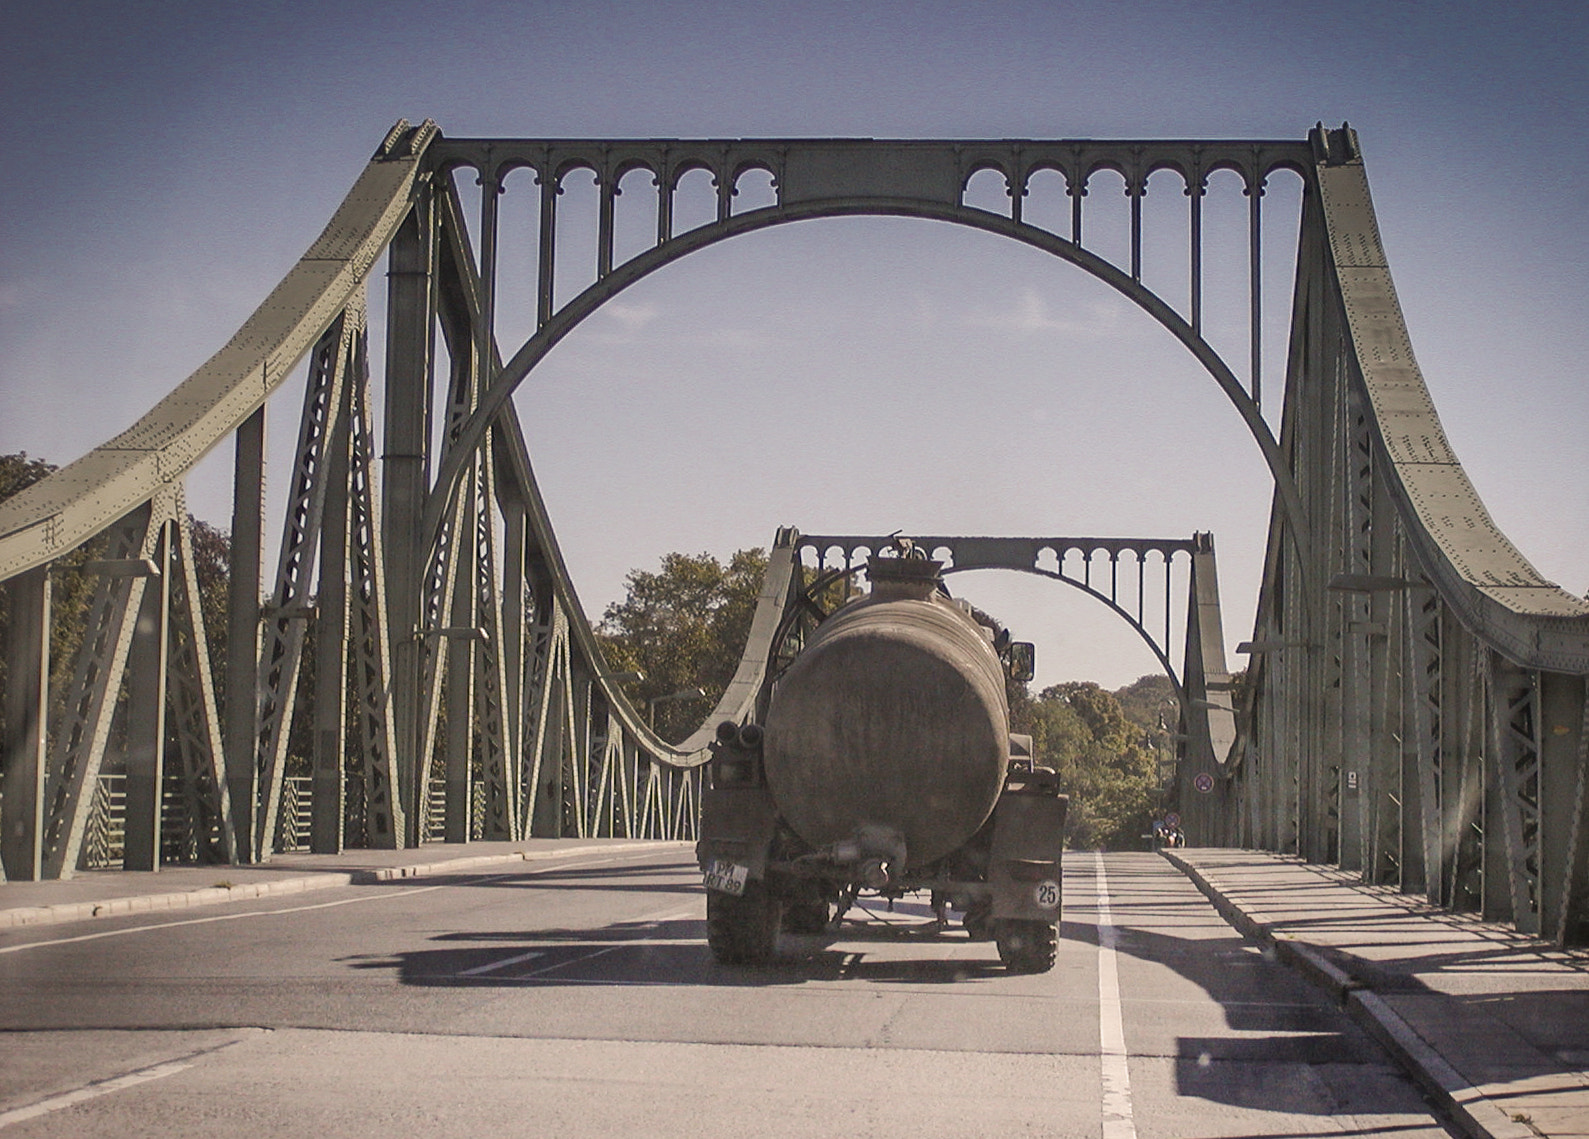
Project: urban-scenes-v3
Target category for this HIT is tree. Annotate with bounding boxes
[597,548,768,741]
[0,454,109,749]
[1017,681,1158,850]
[0,453,233,750]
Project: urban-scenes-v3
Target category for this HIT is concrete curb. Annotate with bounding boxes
[0,841,693,930]
[1160,850,1533,1139]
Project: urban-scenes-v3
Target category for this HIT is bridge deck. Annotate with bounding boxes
[3,841,1583,1137]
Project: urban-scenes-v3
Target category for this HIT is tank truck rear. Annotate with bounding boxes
[696,548,1068,972]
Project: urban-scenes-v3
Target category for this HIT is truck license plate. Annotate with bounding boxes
[703,859,749,896]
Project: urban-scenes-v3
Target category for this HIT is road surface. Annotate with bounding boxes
[0,848,1456,1137]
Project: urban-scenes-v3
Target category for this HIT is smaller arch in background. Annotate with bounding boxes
[612,165,660,269]
[1020,167,1071,239]
[670,165,719,236]
[962,165,1013,216]
[731,166,778,215]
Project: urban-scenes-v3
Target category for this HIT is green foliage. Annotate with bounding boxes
[597,548,768,741]
[1015,679,1161,850]
[0,453,234,754]
[0,454,109,747]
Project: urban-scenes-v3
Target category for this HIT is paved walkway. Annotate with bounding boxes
[1165,848,1589,1139]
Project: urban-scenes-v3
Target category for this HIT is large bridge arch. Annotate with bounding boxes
[422,139,1311,571]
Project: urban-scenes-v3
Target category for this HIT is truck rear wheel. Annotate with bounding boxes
[994,919,1057,973]
[707,881,781,964]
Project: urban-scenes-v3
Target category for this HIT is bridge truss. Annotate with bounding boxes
[0,123,1584,942]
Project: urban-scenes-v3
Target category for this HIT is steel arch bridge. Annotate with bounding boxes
[1,123,1585,945]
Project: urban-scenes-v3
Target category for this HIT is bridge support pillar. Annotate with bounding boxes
[123,520,172,872]
[225,409,266,863]
[383,203,435,847]
[2,566,50,880]
[1538,671,1587,943]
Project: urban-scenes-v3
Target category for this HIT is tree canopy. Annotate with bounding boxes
[596,548,768,742]
[596,544,1175,848]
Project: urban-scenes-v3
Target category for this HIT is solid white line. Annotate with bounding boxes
[0,1060,192,1129]
[0,853,646,957]
[1094,852,1138,1139]
[0,883,451,955]
[458,949,544,976]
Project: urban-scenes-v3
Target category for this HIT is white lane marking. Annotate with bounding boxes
[1094,851,1138,1139]
[458,949,544,976]
[0,851,662,957]
[503,905,698,980]
[0,1059,192,1129]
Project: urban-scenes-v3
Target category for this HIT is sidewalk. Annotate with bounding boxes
[1165,848,1589,1139]
[0,839,692,929]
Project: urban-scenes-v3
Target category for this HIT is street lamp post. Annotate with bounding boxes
[646,687,707,731]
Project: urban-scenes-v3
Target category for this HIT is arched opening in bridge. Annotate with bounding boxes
[486,212,1286,691]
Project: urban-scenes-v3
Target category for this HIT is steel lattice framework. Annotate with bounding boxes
[0,122,1585,944]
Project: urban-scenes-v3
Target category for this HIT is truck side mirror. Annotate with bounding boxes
[1006,641,1035,683]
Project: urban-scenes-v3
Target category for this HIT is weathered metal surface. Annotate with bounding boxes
[0,121,438,582]
[763,575,1011,865]
[1317,151,1589,673]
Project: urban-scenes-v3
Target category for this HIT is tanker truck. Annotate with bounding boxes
[696,548,1068,973]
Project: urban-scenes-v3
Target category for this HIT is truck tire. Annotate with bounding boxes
[994,919,1057,973]
[707,881,781,964]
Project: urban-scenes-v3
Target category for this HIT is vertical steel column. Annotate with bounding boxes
[383,203,435,846]
[1247,172,1265,408]
[165,505,235,864]
[1,566,50,880]
[1188,173,1204,336]
[123,517,173,872]
[1127,166,1144,281]
[311,378,353,854]
[1398,581,1429,894]
[1549,674,1589,945]
[1538,671,1587,943]
[346,348,403,848]
[537,171,558,327]
[527,605,570,837]
[225,408,266,861]
[254,317,352,859]
[1366,488,1402,885]
[500,501,527,823]
[1491,654,1541,933]
[443,472,479,844]
[41,507,154,878]
[656,161,674,246]
[597,171,616,278]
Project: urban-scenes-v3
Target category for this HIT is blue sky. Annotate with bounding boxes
[2,1,1585,689]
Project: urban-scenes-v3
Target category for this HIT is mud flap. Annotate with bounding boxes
[697,785,779,887]
[988,791,1068,921]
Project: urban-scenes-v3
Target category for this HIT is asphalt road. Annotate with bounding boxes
[0,848,1457,1137]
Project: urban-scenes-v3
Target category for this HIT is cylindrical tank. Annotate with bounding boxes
[762,560,1010,866]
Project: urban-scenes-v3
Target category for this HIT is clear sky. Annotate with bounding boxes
[2,0,1585,691]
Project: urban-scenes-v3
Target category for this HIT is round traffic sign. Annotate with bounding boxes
[1163,811,1181,828]
[1193,771,1215,794]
